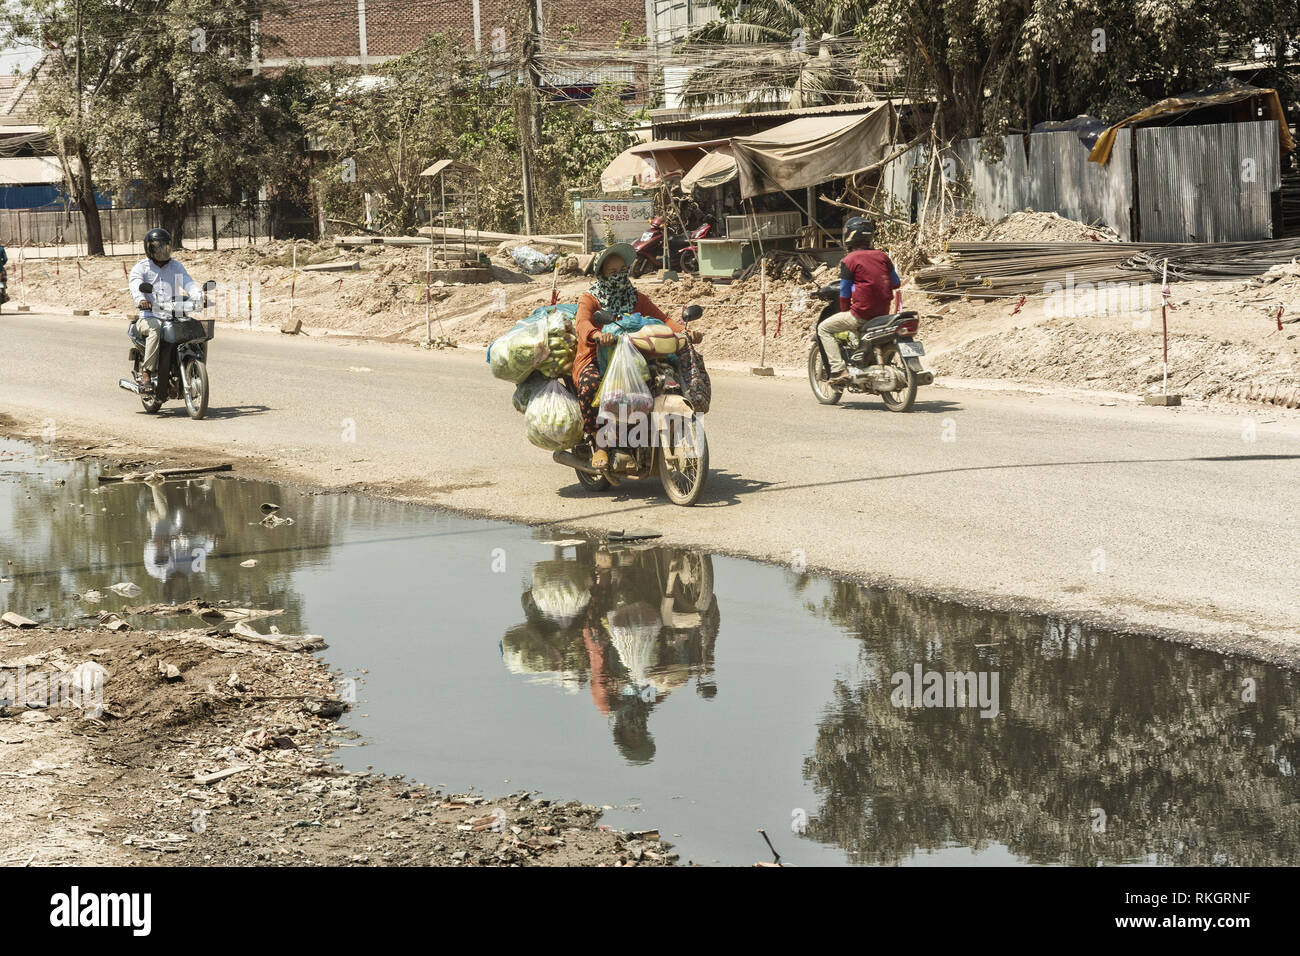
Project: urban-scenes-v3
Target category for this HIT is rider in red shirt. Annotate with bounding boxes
[818,217,901,387]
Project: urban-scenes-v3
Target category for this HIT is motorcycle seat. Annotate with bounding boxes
[862,310,918,332]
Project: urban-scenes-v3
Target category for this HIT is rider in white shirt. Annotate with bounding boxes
[128,228,202,391]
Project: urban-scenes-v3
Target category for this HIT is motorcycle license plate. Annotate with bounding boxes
[638,231,655,241]
[898,340,925,357]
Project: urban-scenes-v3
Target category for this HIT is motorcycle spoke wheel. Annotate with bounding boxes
[807,342,843,405]
[657,415,708,506]
[880,350,917,412]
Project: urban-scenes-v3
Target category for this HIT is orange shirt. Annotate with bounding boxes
[572,291,683,387]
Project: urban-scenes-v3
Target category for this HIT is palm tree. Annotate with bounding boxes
[676,0,871,110]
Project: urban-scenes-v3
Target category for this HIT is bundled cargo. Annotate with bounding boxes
[627,323,681,358]
[536,312,578,378]
[524,379,584,451]
[488,317,551,384]
[512,372,548,413]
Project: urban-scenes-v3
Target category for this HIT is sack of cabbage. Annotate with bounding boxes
[486,305,578,384]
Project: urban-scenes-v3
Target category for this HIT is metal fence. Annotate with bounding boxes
[1135,121,1280,242]
[0,203,272,250]
[884,120,1281,242]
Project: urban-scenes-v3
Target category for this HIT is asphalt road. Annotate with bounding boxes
[3,310,1298,656]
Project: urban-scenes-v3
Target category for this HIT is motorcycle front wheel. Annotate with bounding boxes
[657,414,709,506]
[183,358,209,420]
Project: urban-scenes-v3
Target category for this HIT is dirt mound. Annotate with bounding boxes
[930,318,1297,400]
[981,211,1120,243]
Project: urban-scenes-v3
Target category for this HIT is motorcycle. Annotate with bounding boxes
[0,265,8,308]
[630,215,716,277]
[807,283,933,411]
[118,279,217,419]
[551,304,710,507]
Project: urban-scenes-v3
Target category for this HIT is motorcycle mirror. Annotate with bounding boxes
[592,309,614,326]
[202,280,217,292]
[138,281,153,294]
[682,304,703,322]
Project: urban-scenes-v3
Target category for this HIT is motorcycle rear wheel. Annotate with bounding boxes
[679,249,698,273]
[880,350,917,412]
[576,469,611,492]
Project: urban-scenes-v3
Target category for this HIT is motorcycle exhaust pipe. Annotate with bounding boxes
[118,378,143,394]
[552,449,603,476]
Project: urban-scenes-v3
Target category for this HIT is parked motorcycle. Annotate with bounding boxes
[118,279,217,419]
[807,283,933,411]
[551,305,710,506]
[630,216,715,276]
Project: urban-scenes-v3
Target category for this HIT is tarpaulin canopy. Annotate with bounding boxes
[599,140,722,192]
[1090,82,1295,165]
[680,145,737,194]
[731,104,895,199]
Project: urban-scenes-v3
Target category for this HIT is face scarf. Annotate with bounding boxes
[590,269,638,318]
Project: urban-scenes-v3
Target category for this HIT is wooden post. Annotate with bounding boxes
[424,242,432,346]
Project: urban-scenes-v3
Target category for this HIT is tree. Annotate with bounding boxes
[680,0,871,109]
[305,33,639,235]
[4,1,285,249]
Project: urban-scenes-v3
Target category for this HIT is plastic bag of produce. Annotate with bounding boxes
[524,379,584,451]
[488,318,550,383]
[512,372,548,413]
[595,335,654,422]
[529,560,591,628]
[535,309,579,379]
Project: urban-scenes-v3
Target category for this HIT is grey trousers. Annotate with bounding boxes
[817,311,861,374]
[134,315,162,371]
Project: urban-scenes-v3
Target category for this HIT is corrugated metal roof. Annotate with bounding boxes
[651,99,909,130]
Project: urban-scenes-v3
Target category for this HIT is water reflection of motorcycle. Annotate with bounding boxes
[501,542,719,763]
[139,479,225,604]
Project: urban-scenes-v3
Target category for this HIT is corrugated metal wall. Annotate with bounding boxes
[887,121,1278,242]
[1027,130,1133,239]
[954,136,1029,220]
[1135,120,1279,242]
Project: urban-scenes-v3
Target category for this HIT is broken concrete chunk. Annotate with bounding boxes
[1,612,37,629]
[158,661,182,681]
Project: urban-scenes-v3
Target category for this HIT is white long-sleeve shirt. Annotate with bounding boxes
[128,258,201,315]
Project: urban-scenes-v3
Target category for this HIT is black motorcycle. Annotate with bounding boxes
[807,283,933,411]
[118,279,217,419]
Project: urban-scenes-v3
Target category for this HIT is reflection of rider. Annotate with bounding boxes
[142,481,219,602]
[574,243,702,471]
[506,542,718,764]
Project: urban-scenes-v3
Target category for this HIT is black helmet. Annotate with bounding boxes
[144,228,172,265]
[843,216,875,249]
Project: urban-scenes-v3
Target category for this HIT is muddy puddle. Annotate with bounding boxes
[3,436,1299,866]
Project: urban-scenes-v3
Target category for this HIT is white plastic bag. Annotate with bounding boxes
[595,335,653,424]
[489,317,550,383]
[524,379,584,451]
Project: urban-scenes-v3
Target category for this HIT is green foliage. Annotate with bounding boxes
[681,0,870,109]
[4,0,306,243]
[304,33,640,234]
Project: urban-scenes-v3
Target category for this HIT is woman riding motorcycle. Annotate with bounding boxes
[573,243,703,470]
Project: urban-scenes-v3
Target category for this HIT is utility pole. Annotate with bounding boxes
[518,0,542,235]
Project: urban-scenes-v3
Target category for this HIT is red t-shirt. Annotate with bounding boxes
[840,249,899,320]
